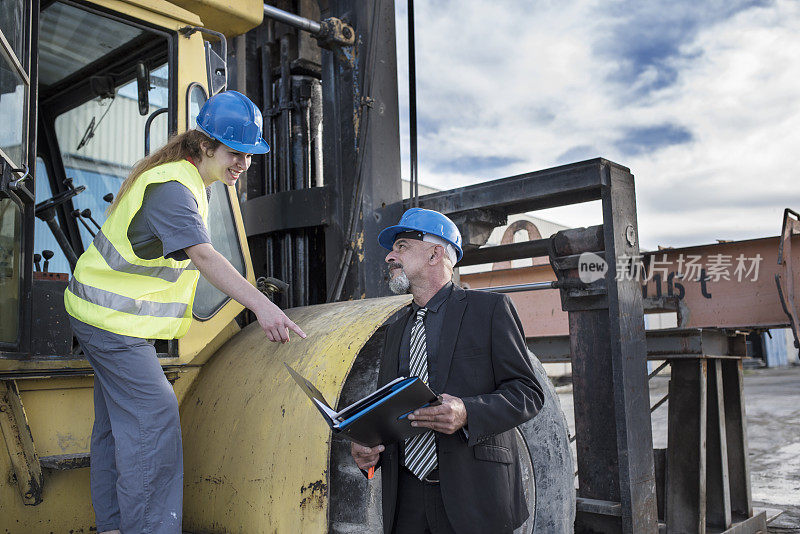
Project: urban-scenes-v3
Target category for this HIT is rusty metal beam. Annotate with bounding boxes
[459,237,551,267]
[776,208,800,349]
[548,165,658,534]
[706,359,732,530]
[414,158,617,216]
[243,186,331,236]
[720,510,766,534]
[39,453,90,470]
[462,229,800,335]
[527,328,747,363]
[645,329,745,360]
[722,360,753,521]
[641,235,800,330]
[666,360,707,534]
[597,166,658,533]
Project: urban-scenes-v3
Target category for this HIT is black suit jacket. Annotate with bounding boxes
[377,284,544,534]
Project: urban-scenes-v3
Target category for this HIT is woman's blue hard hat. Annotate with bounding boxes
[195,90,270,154]
[378,208,463,262]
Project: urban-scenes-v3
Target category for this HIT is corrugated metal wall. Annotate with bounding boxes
[55,94,168,175]
[763,328,800,367]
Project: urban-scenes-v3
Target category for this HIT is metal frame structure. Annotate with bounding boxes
[0,0,37,357]
[412,159,659,532]
[417,162,776,534]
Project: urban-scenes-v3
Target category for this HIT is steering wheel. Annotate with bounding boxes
[34,181,86,219]
[32,179,87,271]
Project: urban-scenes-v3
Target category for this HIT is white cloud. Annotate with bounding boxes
[395,0,800,249]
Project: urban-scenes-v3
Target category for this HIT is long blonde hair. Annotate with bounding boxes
[107,129,221,214]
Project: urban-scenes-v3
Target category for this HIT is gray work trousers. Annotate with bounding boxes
[71,317,183,534]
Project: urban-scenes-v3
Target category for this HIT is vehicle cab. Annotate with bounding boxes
[0,2,262,525]
[0,0,263,370]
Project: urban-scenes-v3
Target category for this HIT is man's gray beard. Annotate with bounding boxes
[388,270,410,294]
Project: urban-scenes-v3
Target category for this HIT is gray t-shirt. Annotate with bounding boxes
[127,181,211,261]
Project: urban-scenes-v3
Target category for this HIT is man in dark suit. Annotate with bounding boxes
[351,208,545,534]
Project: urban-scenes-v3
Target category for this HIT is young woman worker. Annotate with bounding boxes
[64,91,305,534]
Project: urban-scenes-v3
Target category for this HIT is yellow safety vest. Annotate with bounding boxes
[64,160,209,339]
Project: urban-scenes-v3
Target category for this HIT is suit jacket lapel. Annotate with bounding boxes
[379,307,412,387]
[433,285,467,393]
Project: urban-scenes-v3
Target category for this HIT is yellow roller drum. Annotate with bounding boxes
[181,295,411,533]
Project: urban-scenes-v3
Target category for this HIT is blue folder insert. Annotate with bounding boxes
[336,378,417,429]
[284,363,439,447]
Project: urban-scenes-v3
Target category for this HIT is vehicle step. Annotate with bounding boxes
[39,453,90,470]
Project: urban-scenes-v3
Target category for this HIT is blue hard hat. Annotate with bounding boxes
[378,208,463,262]
[196,90,270,154]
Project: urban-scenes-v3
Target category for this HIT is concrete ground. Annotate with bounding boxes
[556,365,800,533]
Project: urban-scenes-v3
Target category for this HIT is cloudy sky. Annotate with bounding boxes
[393,0,800,250]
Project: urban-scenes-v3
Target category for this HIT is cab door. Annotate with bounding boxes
[0,0,36,356]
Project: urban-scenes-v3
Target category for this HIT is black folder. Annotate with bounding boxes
[285,363,440,447]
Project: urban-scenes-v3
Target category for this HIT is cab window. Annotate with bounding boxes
[192,181,247,319]
[0,0,30,348]
[37,1,171,259]
[33,156,69,274]
[51,63,169,247]
[0,0,29,165]
[0,198,21,344]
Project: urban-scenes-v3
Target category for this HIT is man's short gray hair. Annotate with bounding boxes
[422,234,458,265]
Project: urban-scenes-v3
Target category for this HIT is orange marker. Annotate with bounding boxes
[367,466,375,479]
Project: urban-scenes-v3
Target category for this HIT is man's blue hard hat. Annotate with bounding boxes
[378,208,463,262]
[196,90,270,154]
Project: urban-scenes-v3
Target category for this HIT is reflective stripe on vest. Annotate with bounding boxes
[93,230,189,283]
[68,278,188,319]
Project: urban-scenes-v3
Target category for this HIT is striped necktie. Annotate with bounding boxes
[404,308,438,480]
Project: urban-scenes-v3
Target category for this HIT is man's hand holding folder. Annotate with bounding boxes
[351,392,466,478]
[406,393,468,435]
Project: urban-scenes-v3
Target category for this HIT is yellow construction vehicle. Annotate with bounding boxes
[0,1,574,532]
[6,0,789,532]
[0,1,276,530]
[21,0,789,532]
